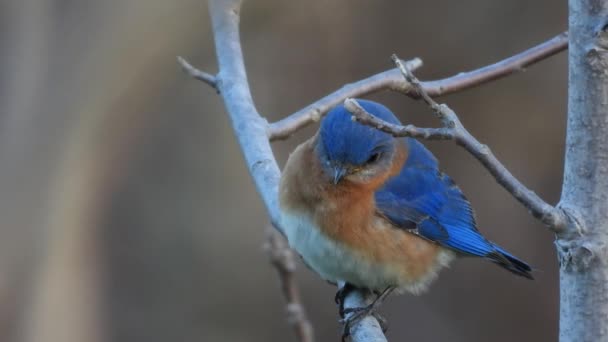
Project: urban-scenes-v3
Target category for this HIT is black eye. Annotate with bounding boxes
[366,152,382,164]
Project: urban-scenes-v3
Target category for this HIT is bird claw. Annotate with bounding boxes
[376,313,389,333]
[340,305,388,341]
[336,286,394,340]
[335,283,356,318]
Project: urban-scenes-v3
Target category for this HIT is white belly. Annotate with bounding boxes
[280,209,454,292]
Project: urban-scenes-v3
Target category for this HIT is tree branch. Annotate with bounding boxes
[177,56,218,90]
[265,228,314,342]
[345,55,568,232]
[420,32,568,97]
[269,32,568,141]
[346,101,454,141]
[268,58,423,140]
[557,1,608,338]
[206,0,282,226]
[191,0,388,340]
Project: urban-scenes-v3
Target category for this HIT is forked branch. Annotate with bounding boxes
[177,56,218,90]
[269,32,568,140]
[345,55,568,232]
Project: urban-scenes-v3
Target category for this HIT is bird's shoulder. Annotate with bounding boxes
[375,138,478,241]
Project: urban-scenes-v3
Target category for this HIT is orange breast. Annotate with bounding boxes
[280,136,447,286]
[317,190,443,282]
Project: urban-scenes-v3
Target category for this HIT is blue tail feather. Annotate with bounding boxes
[488,244,533,279]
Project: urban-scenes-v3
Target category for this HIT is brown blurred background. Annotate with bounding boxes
[0,0,566,341]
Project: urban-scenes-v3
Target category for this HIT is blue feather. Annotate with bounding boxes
[319,99,533,278]
[376,138,533,278]
[320,100,400,166]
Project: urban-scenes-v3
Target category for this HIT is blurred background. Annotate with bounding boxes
[0,0,567,341]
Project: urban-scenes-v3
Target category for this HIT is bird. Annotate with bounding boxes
[278,99,532,334]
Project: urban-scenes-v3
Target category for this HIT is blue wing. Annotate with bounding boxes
[375,138,533,278]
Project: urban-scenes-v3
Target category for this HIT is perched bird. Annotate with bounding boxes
[279,99,532,324]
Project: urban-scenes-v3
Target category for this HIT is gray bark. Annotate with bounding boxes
[557,1,608,341]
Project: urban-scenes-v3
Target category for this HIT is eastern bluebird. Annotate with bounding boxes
[279,99,532,330]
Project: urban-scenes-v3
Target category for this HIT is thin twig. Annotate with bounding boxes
[265,228,314,342]
[345,57,568,232]
[267,58,423,140]
[346,99,453,140]
[269,32,568,140]
[421,32,568,96]
[177,56,218,90]
[392,55,446,120]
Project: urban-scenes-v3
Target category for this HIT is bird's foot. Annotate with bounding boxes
[337,286,394,341]
[340,305,388,341]
[335,283,357,318]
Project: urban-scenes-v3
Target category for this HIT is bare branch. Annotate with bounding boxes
[421,32,568,96]
[346,99,453,140]
[345,59,569,232]
[269,32,568,140]
[392,55,446,120]
[194,0,388,340]
[268,58,423,141]
[206,0,282,227]
[177,56,218,90]
[265,228,314,342]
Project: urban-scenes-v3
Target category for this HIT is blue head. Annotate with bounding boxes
[316,99,402,185]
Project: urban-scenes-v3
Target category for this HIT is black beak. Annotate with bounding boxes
[333,166,347,185]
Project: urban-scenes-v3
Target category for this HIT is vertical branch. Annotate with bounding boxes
[266,229,314,342]
[558,0,608,341]
[209,0,283,227]
[203,0,387,340]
